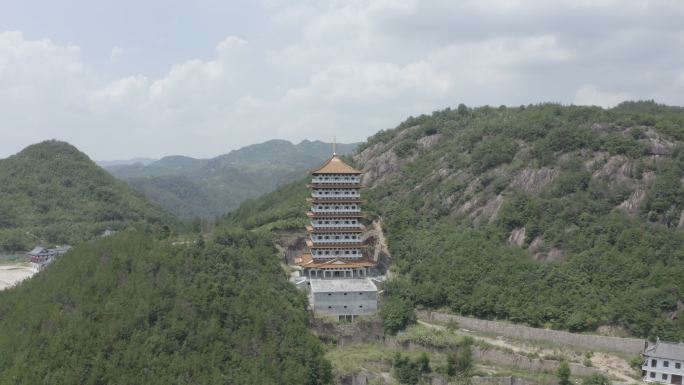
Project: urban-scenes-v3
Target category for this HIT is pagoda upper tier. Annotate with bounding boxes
[295,154,376,277]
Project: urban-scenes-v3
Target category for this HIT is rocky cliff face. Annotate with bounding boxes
[351,102,684,261]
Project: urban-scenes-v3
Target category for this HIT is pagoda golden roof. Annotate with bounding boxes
[310,155,362,175]
[295,253,377,269]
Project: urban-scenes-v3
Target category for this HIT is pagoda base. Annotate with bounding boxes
[301,267,372,279]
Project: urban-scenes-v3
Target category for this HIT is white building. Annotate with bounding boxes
[643,338,684,384]
[28,245,70,271]
[310,278,378,322]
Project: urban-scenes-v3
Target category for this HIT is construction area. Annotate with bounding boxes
[0,256,35,290]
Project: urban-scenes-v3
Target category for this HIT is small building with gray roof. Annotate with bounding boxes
[309,278,377,321]
[643,338,684,384]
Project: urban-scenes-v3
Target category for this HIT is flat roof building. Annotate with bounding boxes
[310,278,378,321]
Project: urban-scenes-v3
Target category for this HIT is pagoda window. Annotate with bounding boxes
[325,251,330,255]
[345,235,350,239]
[345,250,350,255]
[344,221,349,224]
[352,250,357,254]
[324,236,329,239]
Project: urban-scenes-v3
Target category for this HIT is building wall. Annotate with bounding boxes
[312,290,378,316]
[643,357,684,383]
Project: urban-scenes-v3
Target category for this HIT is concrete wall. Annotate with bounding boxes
[336,374,550,385]
[313,290,378,316]
[419,310,645,354]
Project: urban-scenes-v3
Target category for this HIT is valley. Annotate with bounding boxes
[3,101,684,384]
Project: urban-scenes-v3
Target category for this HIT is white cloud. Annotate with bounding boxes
[1,0,684,159]
[109,46,124,61]
[573,85,632,107]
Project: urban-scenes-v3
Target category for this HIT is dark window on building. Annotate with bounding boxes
[359,305,363,308]
[663,374,668,380]
[344,306,347,308]
[328,306,332,309]
[676,363,681,369]
[653,359,657,367]
[344,293,347,295]
[665,361,670,368]
[650,372,656,378]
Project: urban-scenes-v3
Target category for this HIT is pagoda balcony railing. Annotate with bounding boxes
[311,193,360,199]
[308,196,363,201]
[311,208,361,213]
[311,223,362,229]
[311,237,362,244]
[308,183,364,189]
[311,177,361,184]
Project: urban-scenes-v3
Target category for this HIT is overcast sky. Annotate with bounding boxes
[1,0,683,160]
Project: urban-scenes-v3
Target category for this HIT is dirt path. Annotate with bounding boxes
[417,319,635,382]
[0,264,36,290]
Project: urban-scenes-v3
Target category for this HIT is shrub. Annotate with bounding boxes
[381,297,417,335]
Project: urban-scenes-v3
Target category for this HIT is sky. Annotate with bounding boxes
[1,0,683,160]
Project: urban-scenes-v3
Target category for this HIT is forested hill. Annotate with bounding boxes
[0,140,174,251]
[0,228,331,384]
[224,101,684,340]
[106,139,358,218]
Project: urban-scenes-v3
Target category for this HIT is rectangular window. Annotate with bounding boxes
[676,362,681,369]
[663,374,668,380]
[651,372,656,378]
[653,359,658,367]
[665,361,670,368]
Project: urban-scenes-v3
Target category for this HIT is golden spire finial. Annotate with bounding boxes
[333,136,337,156]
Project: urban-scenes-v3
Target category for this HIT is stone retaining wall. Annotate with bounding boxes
[420,311,645,354]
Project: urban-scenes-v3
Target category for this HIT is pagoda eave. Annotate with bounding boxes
[307,183,365,189]
[307,197,366,204]
[295,253,376,269]
[307,241,368,249]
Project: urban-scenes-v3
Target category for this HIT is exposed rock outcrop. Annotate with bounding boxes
[510,168,559,194]
[508,228,526,247]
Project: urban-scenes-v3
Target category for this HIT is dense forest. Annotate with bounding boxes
[0,228,331,384]
[224,101,684,340]
[0,140,174,251]
[106,140,357,218]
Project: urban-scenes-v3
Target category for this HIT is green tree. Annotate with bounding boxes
[417,352,431,373]
[381,297,417,335]
[582,373,609,385]
[558,362,571,385]
[393,353,421,385]
[456,337,474,374]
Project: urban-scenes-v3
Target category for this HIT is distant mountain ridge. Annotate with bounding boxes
[0,140,173,251]
[105,139,358,218]
[95,158,157,168]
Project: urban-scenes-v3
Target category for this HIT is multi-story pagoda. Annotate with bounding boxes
[295,152,376,279]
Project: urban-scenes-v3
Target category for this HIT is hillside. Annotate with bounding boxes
[224,101,684,340]
[106,140,357,218]
[0,140,174,251]
[0,228,331,384]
